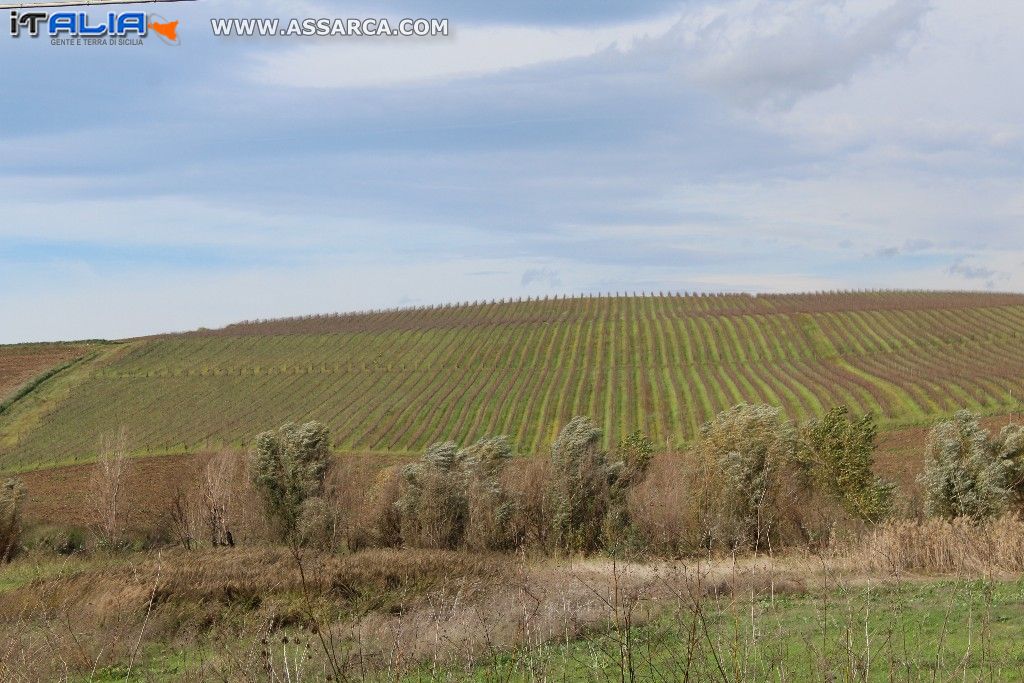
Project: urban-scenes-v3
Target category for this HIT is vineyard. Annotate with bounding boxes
[2,291,1024,471]
[0,343,95,406]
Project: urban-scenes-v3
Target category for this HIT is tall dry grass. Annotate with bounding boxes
[858,513,1024,574]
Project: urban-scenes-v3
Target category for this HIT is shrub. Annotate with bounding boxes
[693,404,795,551]
[603,430,655,550]
[397,436,516,550]
[462,436,518,550]
[797,407,894,522]
[547,417,611,553]
[503,458,551,549]
[920,411,1014,520]
[627,452,700,555]
[995,423,1024,490]
[397,442,467,549]
[1,478,26,562]
[296,496,335,549]
[349,465,403,550]
[250,421,332,541]
[545,419,656,554]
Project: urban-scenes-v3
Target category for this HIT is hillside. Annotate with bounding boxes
[1,291,1024,471]
[0,343,94,406]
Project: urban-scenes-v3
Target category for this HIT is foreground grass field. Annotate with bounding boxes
[2,291,1024,471]
[3,545,1024,681]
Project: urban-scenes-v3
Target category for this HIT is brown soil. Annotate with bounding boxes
[0,344,90,402]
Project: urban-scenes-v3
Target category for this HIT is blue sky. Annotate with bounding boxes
[2,0,1023,342]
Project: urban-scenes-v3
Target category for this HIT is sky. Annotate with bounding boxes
[1,0,1023,342]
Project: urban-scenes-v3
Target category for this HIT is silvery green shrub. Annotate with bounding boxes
[250,421,332,540]
[695,404,795,551]
[920,411,1012,520]
[548,416,610,553]
[547,419,655,554]
[603,430,655,550]
[397,436,515,550]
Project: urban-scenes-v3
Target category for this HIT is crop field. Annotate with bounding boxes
[1,291,1024,471]
[0,343,95,405]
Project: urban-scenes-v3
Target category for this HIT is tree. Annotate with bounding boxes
[920,411,1013,520]
[604,430,655,548]
[694,404,795,551]
[396,436,516,550]
[250,421,332,540]
[548,417,610,553]
[797,407,894,522]
[0,478,25,563]
[88,427,133,548]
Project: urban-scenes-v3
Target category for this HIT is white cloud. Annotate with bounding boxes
[762,0,1024,155]
[250,14,680,88]
[667,0,929,107]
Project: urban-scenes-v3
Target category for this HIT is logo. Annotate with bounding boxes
[9,10,180,46]
[148,14,180,45]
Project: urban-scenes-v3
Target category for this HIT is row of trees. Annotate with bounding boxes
[1,405,1021,563]
[247,407,1024,554]
[246,404,900,554]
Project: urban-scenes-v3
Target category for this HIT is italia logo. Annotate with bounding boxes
[9,10,180,44]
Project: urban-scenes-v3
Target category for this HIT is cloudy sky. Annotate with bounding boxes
[2,0,1022,342]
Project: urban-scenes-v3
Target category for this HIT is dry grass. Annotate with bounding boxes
[0,547,815,680]
[0,547,510,680]
[5,513,1024,680]
[858,514,1024,575]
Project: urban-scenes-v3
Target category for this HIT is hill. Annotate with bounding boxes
[0,343,95,406]
[1,291,1024,471]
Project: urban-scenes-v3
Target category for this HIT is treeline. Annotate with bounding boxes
[3,404,1023,561]
[234,405,1024,556]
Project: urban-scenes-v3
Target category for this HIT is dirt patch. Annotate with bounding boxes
[0,344,91,403]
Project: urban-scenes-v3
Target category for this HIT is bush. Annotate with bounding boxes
[995,422,1024,489]
[250,421,332,541]
[349,465,403,550]
[503,458,551,549]
[397,436,516,550]
[545,419,656,554]
[693,404,795,551]
[397,442,467,549]
[24,526,87,555]
[603,430,655,550]
[1,479,26,562]
[920,411,1014,520]
[462,436,518,550]
[796,407,894,522]
[627,452,701,555]
[296,496,336,549]
[547,417,611,553]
